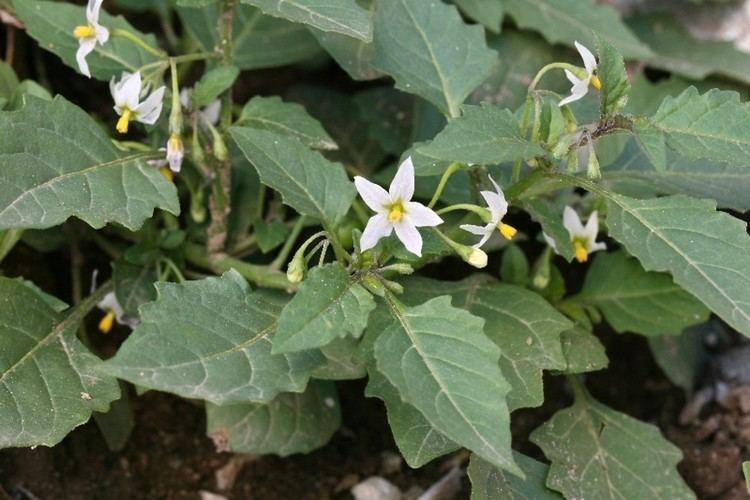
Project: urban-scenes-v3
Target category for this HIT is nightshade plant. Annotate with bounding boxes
[2,0,749,497]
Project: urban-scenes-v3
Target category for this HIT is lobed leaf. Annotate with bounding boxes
[469,452,563,500]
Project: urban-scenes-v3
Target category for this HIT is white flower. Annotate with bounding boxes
[110,71,166,134]
[354,157,443,257]
[96,292,139,333]
[547,206,607,263]
[180,88,221,125]
[460,176,517,248]
[559,41,601,107]
[166,133,184,173]
[73,0,110,78]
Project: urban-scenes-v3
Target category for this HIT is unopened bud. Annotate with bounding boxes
[380,263,414,275]
[286,252,307,284]
[586,144,601,180]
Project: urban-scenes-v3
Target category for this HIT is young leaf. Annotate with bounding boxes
[648,324,708,395]
[453,0,504,33]
[192,66,240,108]
[606,193,750,338]
[530,386,694,499]
[229,128,356,226]
[469,453,563,500]
[0,279,120,448]
[504,0,652,59]
[650,87,750,166]
[597,36,630,116]
[0,97,178,231]
[373,0,497,118]
[14,0,160,80]
[577,251,709,336]
[374,296,520,475]
[559,326,608,374]
[237,96,337,150]
[103,271,322,404]
[112,259,158,317]
[365,365,459,467]
[273,264,376,354]
[417,104,545,165]
[239,0,373,41]
[206,380,340,456]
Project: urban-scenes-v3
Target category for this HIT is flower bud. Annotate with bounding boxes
[286,251,307,284]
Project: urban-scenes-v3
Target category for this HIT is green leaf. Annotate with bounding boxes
[365,365,459,467]
[310,337,367,380]
[648,325,708,395]
[521,198,575,262]
[0,97,178,231]
[178,4,323,70]
[237,96,337,150]
[0,61,18,103]
[606,193,750,338]
[0,279,120,448]
[469,453,563,500]
[230,128,356,226]
[14,0,160,80]
[103,271,322,404]
[417,104,545,165]
[597,35,630,116]
[402,276,571,410]
[239,0,372,41]
[273,264,376,354]
[375,296,520,474]
[112,258,158,317]
[192,66,240,108]
[504,0,652,59]
[254,220,289,253]
[454,0,504,33]
[206,380,340,456]
[530,386,694,499]
[373,0,497,118]
[500,244,530,287]
[560,326,608,374]
[354,87,415,156]
[650,87,750,166]
[577,251,709,336]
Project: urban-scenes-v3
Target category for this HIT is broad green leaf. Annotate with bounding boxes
[239,0,372,41]
[112,258,157,317]
[237,96,337,150]
[0,279,120,448]
[373,0,497,118]
[597,36,630,116]
[469,453,563,500]
[354,87,415,156]
[559,326,608,374]
[504,0,652,59]
[520,199,575,262]
[402,276,571,410]
[14,0,160,80]
[16,278,69,313]
[606,194,750,338]
[176,0,214,5]
[192,66,240,108]
[365,365,459,467]
[577,251,709,336]
[603,139,750,212]
[206,380,340,456]
[178,4,323,70]
[0,61,18,103]
[310,337,367,380]
[8,80,53,111]
[229,143,262,242]
[0,97,178,231]
[374,296,520,474]
[454,0,503,33]
[273,263,376,354]
[254,220,289,254]
[648,324,708,395]
[500,244,530,287]
[229,128,355,226]
[531,386,694,499]
[650,87,750,166]
[103,271,322,404]
[629,15,750,84]
[417,104,545,165]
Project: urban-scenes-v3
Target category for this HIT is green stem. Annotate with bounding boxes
[111,28,165,58]
[528,62,579,93]
[270,216,307,270]
[428,161,463,208]
[323,222,350,264]
[136,52,219,75]
[160,257,186,282]
[184,243,292,290]
[566,374,587,401]
[351,199,369,225]
[435,203,489,220]
[505,168,547,201]
[554,173,607,196]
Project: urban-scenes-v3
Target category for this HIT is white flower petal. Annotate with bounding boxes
[574,41,597,75]
[589,240,607,253]
[95,24,110,45]
[559,78,590,107]
[583,210,600,239]
[354,176,390,213]
[389,156,415,202]
[480,190,507,221]
[117,72,142,109]
[405,201,443,227]
[97,292,124,319]
[564,69,583,86]
[135,86,166,124]
[87,0,104,24]
[75,39,96,78]
[360,213,392,251]
[460,223,490,236]
[563,206,585,236]
[180,88,192,109]
[394,220,423,256]
[202,100,221,125]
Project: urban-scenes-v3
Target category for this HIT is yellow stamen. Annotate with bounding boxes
[116,109,133,134]
[73,25,96,39]
[160,167,174,181]
[168,133,183,153]
[388,202,404,222]
[98,310,116,334]
[590,75,602,90]
[498,223,517,240]
[573,240,589,263]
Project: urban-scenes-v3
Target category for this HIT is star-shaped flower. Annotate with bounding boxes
[110,71,165,134]
[559,41,601,107]
[97,292,139,333]
[460,176,517,248]
[73,0,110,78]
[545,206,606,262]
[354,157,443,257]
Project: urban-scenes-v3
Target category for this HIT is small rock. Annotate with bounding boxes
[380,451,403,475]
[418,467,463,500]
[215,454,256,491]
[198,491,228,500]
[351,476,402,500]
